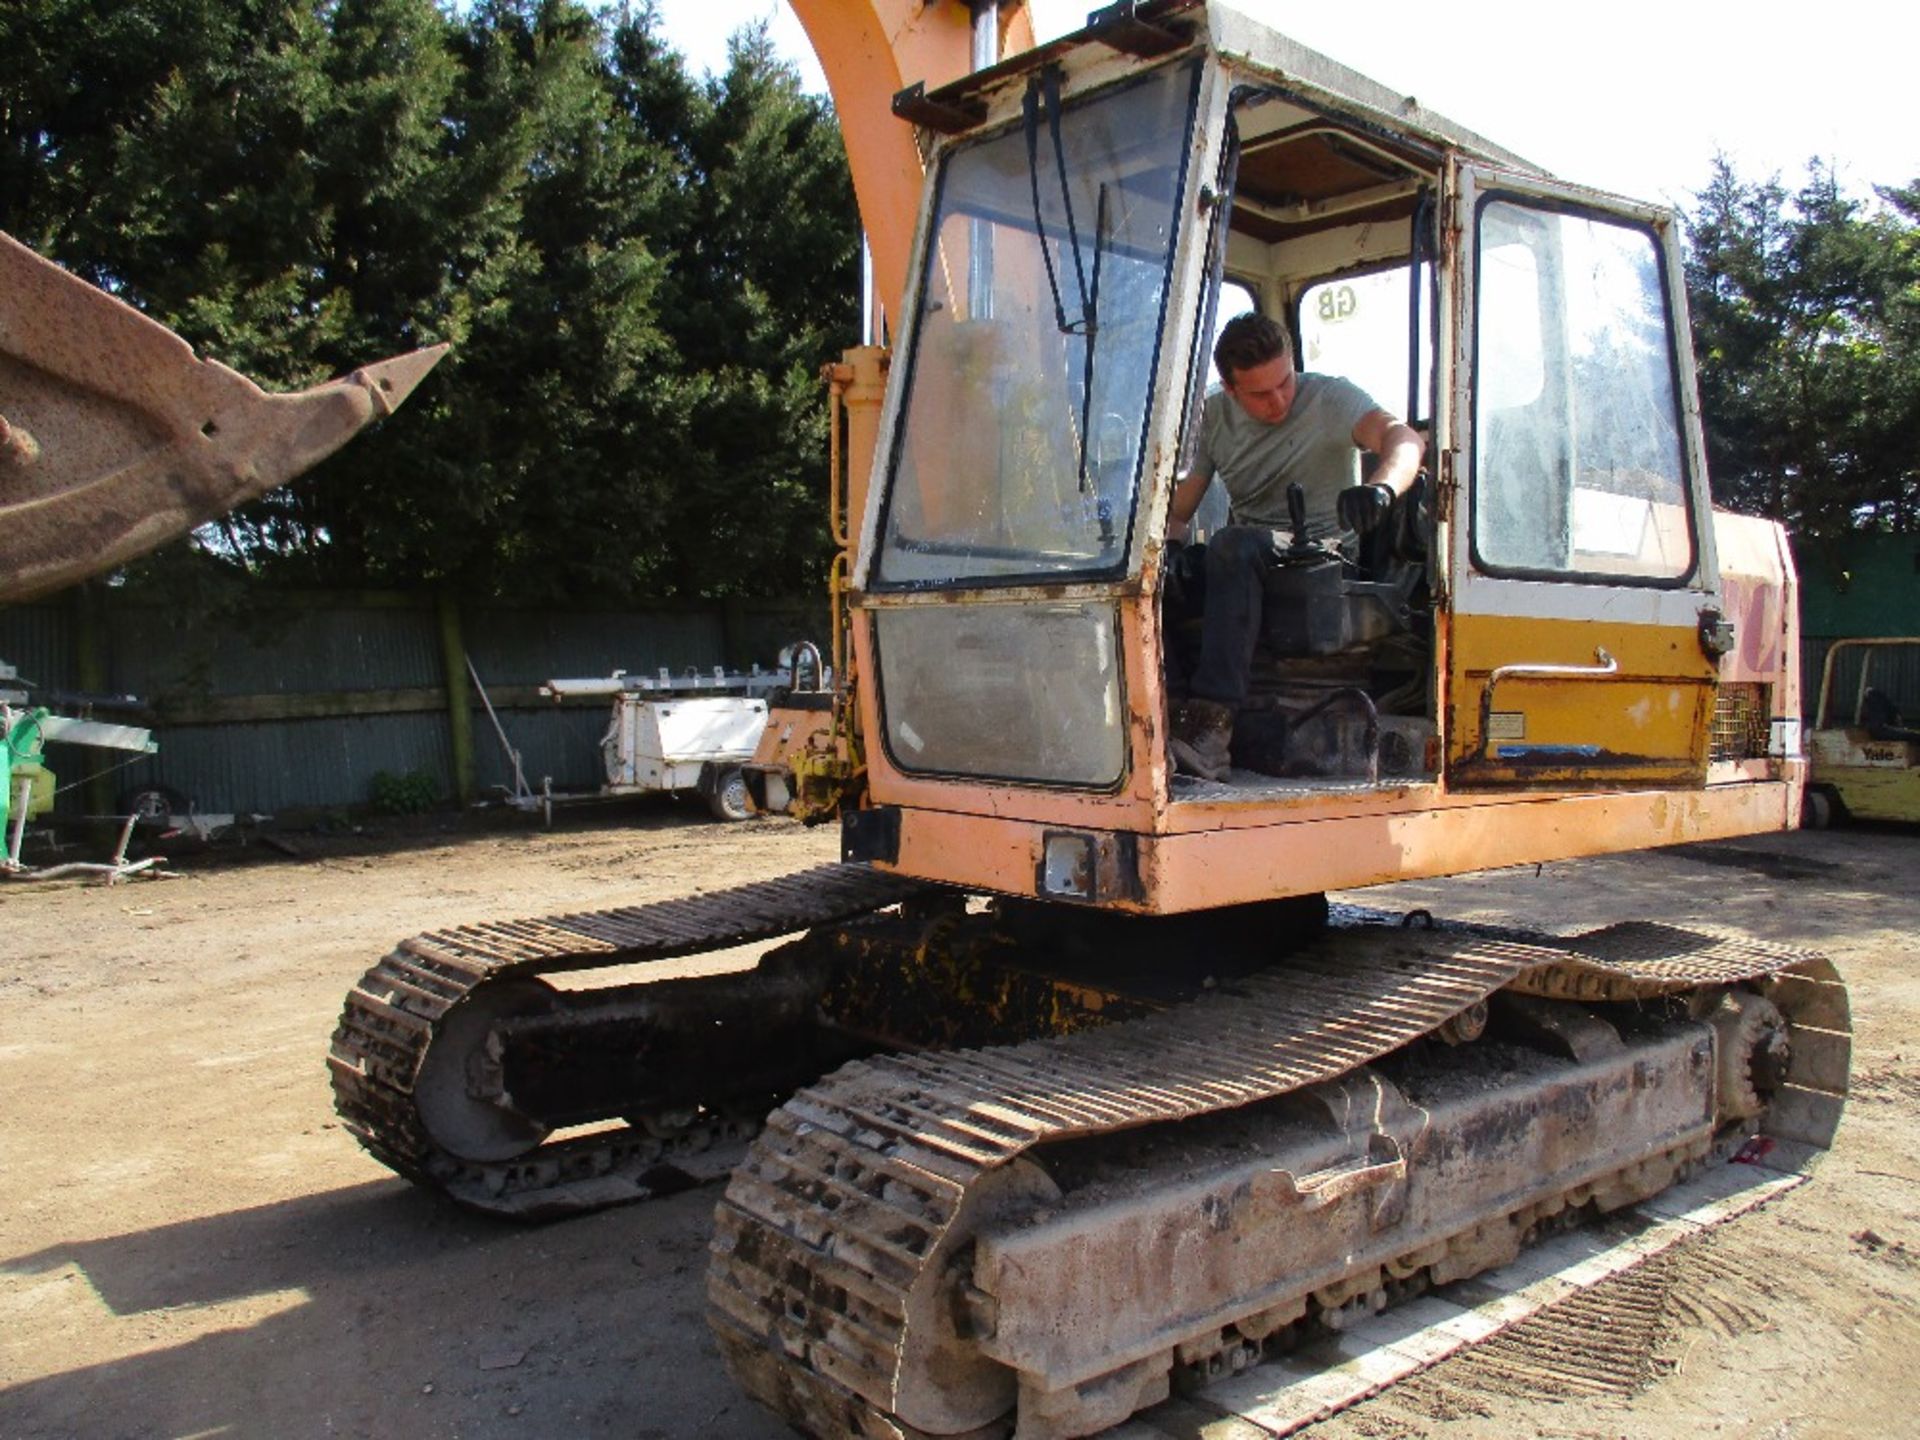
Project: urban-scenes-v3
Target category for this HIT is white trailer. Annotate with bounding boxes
[595,692,766,820]
[522,652,825,822]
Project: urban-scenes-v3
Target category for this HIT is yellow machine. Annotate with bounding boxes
[1,4,1850,1437]
[1804,636,1920,825]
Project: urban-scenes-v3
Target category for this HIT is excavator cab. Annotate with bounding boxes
[847,1,1797,910]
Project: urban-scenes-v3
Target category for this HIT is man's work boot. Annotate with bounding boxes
[1170,698,1235,781]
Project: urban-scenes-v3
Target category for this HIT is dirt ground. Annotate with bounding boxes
[1,808,1916,1440]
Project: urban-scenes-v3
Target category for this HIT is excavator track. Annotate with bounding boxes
[328,864,931,1219]
[708,920,1847,1440]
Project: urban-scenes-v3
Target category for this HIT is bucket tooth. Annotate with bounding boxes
[0,229,447,602]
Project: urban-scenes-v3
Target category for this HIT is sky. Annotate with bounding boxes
[649,0,1917,213]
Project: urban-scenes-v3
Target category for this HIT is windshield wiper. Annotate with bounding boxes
[1078,182,1113,511]
[1023,67,1095,340]
[1023,68,1115,513]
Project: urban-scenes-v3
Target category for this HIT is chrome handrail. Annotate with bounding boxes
[1475,647,1618,761]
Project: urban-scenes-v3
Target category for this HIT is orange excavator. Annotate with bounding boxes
[327,5,1845,1436]
[4,5,1849,1437]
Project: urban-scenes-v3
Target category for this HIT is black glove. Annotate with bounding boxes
[1337,482,1395,534]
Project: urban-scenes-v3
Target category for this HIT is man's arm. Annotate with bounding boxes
[1336,407,1425,534]
[1351,408,1425,497]
[1166,468,1214,542]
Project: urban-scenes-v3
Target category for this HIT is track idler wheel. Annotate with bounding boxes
[894,1158,1062,1436]
[1709,991,1791,1125]
[411,978,560,1162]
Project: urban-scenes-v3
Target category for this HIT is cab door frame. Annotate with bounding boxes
[1441,161,1725,791]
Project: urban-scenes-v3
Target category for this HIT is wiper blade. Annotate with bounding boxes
[1023,67,1094,338]
[1077,182,1111,502]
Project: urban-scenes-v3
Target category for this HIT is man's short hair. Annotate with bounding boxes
[1213,312,1291,385]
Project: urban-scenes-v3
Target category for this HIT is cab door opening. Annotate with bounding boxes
[1162,90,1443,797]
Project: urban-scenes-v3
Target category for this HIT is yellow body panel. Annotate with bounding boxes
[1820,764,1920,823]
[1446,610,1714,786]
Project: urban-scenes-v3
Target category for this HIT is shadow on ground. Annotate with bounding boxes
[0,1176,764,1440]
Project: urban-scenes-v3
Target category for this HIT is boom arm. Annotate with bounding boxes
[788,0,1033,327]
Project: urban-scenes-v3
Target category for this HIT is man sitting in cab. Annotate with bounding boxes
[1165,313,1424,781]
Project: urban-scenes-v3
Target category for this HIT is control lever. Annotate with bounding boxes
[1287,481,1311,553]
[1278,481,1337,567]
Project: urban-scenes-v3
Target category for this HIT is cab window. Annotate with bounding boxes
[1472,198,1695,583]
[1298,263,1432,426]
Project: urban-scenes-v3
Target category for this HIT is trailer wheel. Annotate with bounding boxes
[120,783,189,828]
[702,765,752,823]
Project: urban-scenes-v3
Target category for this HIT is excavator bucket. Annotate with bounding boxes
[0,231,446,604]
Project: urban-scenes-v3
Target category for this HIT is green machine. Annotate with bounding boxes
[1,701,53,849]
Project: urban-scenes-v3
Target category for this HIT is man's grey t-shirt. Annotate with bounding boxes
[1192,372,1378,539]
